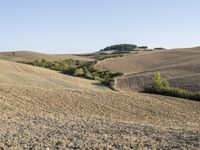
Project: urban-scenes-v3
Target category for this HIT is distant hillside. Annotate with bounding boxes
[96,47,200,92]
[101,44,137,52]
[0,51,92,62]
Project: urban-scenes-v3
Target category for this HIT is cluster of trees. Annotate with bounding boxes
[138,46,148,49]
[101,44,137,52]
[26,59,123,88]
[27,59,85,71]
[144,72,200,101]
[154,47,166,50]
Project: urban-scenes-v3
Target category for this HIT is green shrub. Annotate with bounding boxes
[144,72,200,101]
[73,68,84,76]
[152,72,169,89]
[24,59,123,89]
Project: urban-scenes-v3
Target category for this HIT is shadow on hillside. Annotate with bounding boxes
[92,82,107,88]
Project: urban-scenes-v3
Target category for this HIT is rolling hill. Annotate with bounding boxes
[96,47,200,92]
[0,58,200,149]
[0,51,92,62]
[0,59,100,90]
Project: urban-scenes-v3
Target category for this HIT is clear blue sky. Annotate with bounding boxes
[0,0,200,54]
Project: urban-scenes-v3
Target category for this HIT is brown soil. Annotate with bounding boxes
[0,51,92,62]
[96,47,200,92]
[0,59,200,149]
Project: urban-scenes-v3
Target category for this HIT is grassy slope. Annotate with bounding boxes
[96,47,200,92]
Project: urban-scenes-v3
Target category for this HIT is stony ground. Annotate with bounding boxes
[0,59,200,149]
[0,113,200,150]
[0,84,200,149]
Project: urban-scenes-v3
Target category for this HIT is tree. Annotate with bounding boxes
[33,60,39,66]
[41,59,46,64]
[151,72,169,89]
[74,68,84,76]
[12,51,15,56]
